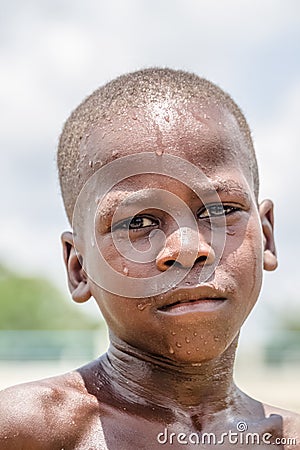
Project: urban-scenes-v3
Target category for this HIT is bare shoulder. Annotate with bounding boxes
[263,403,300,448]
[0,370,99,450]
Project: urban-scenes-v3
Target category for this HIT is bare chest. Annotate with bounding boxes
[72,413,286,450]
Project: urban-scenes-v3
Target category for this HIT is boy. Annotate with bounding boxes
[0,68,299,449]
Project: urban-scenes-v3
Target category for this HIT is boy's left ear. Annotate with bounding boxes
[259,199,278,271]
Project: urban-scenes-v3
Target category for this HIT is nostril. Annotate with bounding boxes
[163,260,176,267]
[195,255,208,264]
[163,260,185,269]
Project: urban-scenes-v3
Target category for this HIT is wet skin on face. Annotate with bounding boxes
[68,101,276,366]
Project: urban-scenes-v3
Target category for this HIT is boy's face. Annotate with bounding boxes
[63,100,277,363]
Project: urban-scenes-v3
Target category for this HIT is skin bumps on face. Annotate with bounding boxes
[62,99,277,365]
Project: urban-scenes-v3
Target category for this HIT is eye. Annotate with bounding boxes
[112,215,159,231]
[197,203,240,219]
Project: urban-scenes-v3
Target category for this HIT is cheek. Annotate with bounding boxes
[240,216,263,272]
[87,234,132,281]
[90,287,161,350]
[97,233,159,278]
[224,215,264,300]
[89,284,134,330]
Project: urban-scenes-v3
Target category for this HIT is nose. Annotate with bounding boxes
[156,226,215,271]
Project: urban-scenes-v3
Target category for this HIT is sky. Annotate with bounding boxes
[1,0,300,340]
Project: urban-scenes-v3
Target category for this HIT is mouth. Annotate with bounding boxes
[157,286,228,315]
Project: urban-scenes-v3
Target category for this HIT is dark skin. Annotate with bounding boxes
[0,101,299,449]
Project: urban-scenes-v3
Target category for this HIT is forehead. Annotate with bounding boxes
[80,100,253,191]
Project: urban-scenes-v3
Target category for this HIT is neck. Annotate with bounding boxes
[102,333,239,416]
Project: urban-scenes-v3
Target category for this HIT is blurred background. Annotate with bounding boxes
[0,0,299,412]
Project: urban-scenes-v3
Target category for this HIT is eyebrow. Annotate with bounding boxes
[202,180,251,201]
[95,179,251,218]
[95,189,167,219]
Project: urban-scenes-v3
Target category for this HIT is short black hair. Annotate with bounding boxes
[57,68,259,222]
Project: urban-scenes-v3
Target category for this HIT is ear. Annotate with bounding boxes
[61,231,91,303]
[259,199,278,272]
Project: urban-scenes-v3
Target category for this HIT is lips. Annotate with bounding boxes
[159,297,226,311]
[156,285,228,314]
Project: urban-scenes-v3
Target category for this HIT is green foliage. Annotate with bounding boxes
[0,264,100,330]
[264,306,300,365]
[279,317,300,332]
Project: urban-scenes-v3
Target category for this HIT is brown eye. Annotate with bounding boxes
[198,204,239,219]
[112,215,159,231]
[129,216,156,229]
